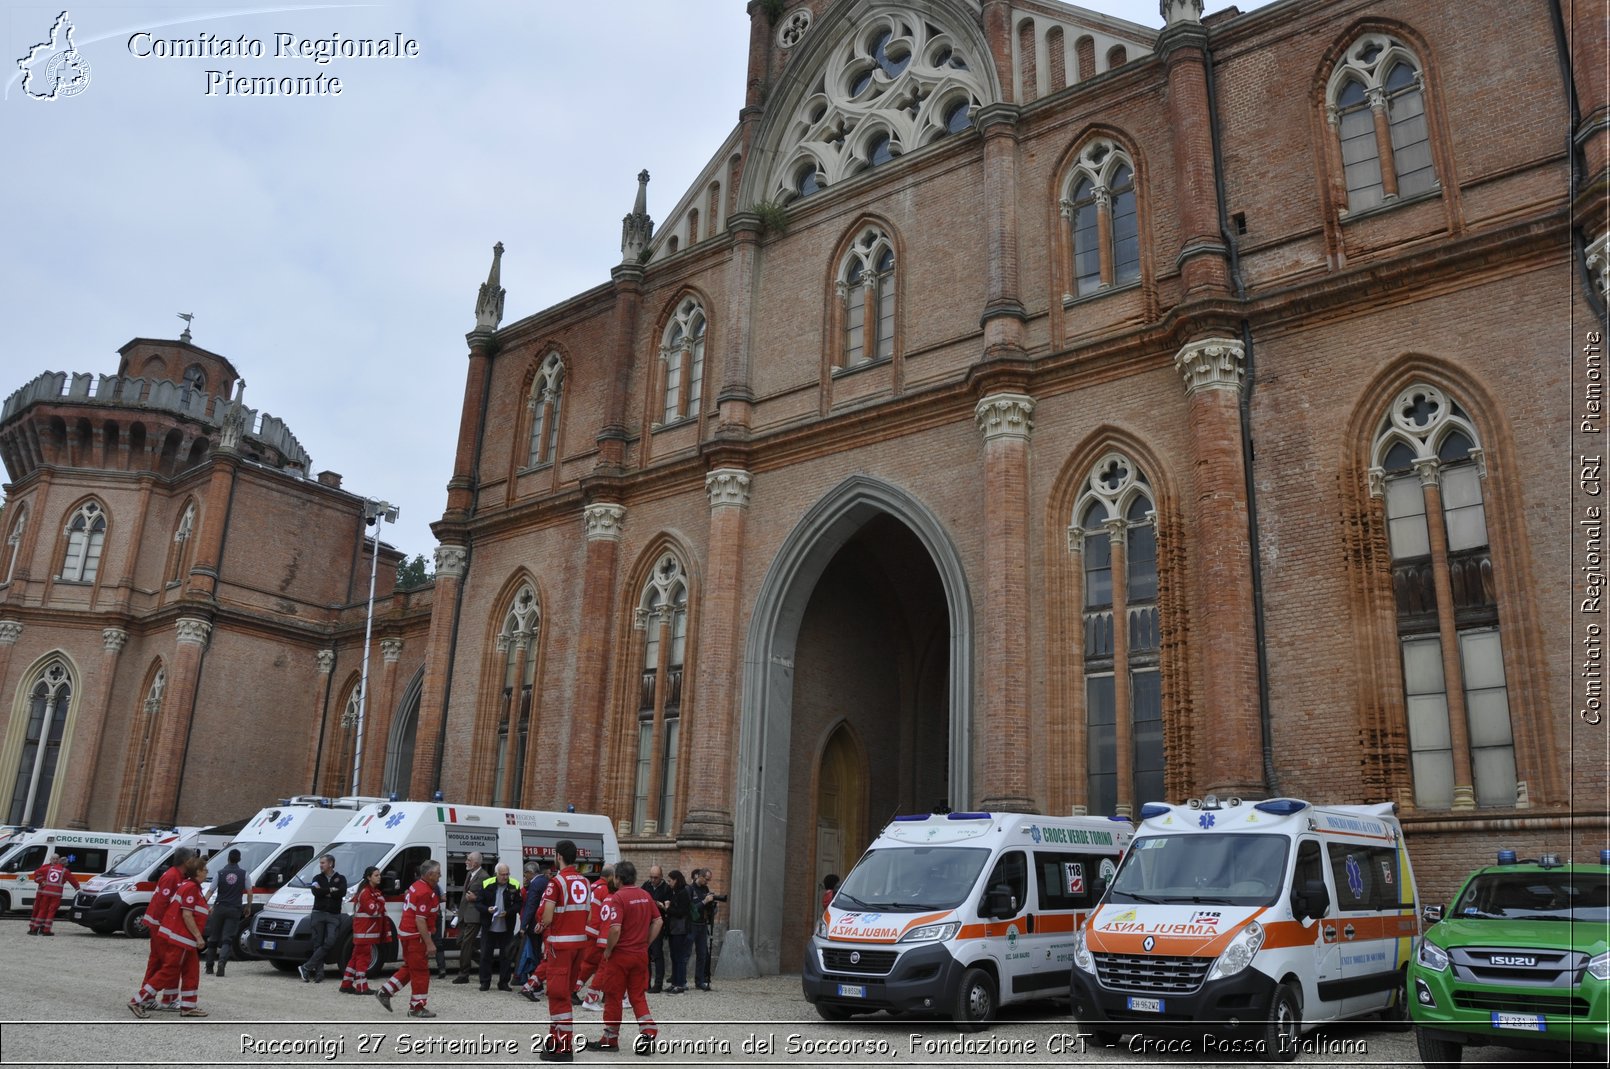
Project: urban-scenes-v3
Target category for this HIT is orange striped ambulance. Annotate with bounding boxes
[1069,796,1419,1061]
[802,810,1132,1029]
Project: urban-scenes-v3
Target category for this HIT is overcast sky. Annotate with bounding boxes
[3,0,1269,564]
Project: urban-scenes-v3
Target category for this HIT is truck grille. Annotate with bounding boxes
[74,892,99,909]
[1453,990,1591,1017]
[1094,952,1211,994]
[256,916,295,937]
[820,948,897,976]
[1450,947,1585,988]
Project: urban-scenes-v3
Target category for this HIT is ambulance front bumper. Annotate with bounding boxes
[1069,960,1279,1033]
[801,940,963,1014]
[69,892,127,930]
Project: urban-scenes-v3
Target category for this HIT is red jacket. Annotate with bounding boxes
[351,884,388,942]
[29,863,80,898]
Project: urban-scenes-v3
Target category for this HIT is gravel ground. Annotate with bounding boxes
[0,914,1562,1068]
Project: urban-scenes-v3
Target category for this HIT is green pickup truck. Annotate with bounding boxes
[1408,849,1608,1065]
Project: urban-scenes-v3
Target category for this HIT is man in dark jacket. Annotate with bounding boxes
[451,851,488,983]
[643,866,672,993]
[478,863,523,991]
[205,848,249,977]
[517,860,553,1000]
[299,854,348,982]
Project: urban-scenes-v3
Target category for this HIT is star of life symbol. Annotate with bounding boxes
[18,11,91,101]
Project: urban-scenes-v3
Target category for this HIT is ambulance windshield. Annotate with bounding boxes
[105,841,172,877]
[833,847,990,912]
[1109,833,1289,907]
[289,841,395,889]
[221,840,283,878]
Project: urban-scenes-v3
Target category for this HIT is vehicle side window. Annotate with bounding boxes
[390,846,432,891]
[1034,851,1104,910]
[1326,843,1400,911]
[58,847,108,872]
[269,846,315,884]
[1,846,46,873]
[1293,839,1325,905]
[984,850,1027,915]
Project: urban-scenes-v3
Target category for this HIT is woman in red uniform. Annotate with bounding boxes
[136,855,210,1018]
[342,866,387,995]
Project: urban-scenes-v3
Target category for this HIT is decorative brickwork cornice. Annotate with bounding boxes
[380,637,403,663]
[0,620,21,645]
[974,392,1036,442]
[175,617,212,647]
[433,544,468,579]
[317,649,335,674]
[971,102,1021,138]
[706,468,753,509]
[583,503,627,541]
[1174,337,1245,398]
[102,628,128,653]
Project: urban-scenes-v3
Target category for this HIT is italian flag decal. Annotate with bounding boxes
[437,806,458,822]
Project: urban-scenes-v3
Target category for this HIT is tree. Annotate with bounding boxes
[396,553,432,590]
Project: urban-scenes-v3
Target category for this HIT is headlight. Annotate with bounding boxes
[1588,952,1609,982]
[100,879,128,894]
[1417,939,1450,972]
[1072,927,1096,974]
[898,921,960,944]
[816,918,828,939]
[1205,920,1265,983]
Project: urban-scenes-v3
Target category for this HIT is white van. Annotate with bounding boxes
[801,811,1133,1029]
[69,824,237,936]
[0,828,149,913]
[248,800,619,975]
[1070,796,1419,1061]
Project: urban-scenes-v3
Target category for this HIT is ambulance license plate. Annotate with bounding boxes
[1491,1013,1544,1032]
[836,984,866,999]
[260,939,277,951]
[72,911,82,920]
[1127,997,1164,1014]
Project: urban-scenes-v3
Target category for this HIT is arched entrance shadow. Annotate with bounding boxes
[731,475,973,974]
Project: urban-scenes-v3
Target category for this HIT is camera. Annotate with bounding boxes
[711,894,728,902]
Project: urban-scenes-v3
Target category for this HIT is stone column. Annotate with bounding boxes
[1417,461,1478,810]
[60,627,128,828]
[1174,338,1263,797]
[719,219,762,432]
[411,545,466,800]
[1158,0,1232,299]
[973,104,1028,357]
[0,622,21,728]
[446,335,497,518]
[560,503,626,810]
[975,395,1036,812]
[681,469,751,845]
[360,639,403,796]
[144,617,211,824]
[185,455,239,601]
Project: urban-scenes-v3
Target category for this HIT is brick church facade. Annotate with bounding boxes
[2,0,1605,973]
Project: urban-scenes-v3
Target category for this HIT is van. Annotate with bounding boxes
[69,824,239,936]
[247,800,619,975]
[204,797,385,959]
[0,828,149,913]
[801,810,1133,1029]
[1069,796,1419,1062]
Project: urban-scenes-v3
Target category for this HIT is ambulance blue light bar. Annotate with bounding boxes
[947,812,992,820]
[1139,803,1171,820]
[1253,799,1309,816]
[1109,816,1131,822]
[893,814,931,822]
[1600,849,1610,865]
[1496,849,1518,865]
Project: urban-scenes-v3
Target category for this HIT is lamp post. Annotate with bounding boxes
[348,498,397,797]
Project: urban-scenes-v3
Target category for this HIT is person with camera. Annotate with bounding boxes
[690,868,725,992]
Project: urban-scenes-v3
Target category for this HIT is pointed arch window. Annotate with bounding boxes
[1071,453,1162,816]
[325,680,362,796]
[659,299,707,425]
[633,554,689,835]
[837,228,896,369]
[526,353,565,467]
[1329,35,1436,214]
[8,661,72,824]
[60,501,106,582]
[3,503,26,585]
[492,585,540,806]
[1372,385,1510,809]
[1061,141,1141,299]
[166,501,196,585]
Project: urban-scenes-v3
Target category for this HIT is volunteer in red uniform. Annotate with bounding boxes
[375,858,440,1018]
[342,865,387,995]
[131,855,210,1018]
[27,853,81,935]
[593,860,661,1055]
[132,846,193,1013]
[574,864,615,1012]
[537,839,591,1063]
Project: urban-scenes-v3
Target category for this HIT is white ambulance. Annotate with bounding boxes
[0,828,149,913]
[248,800,619,975]
[69,824,237,936]
[1070,796,1420,1061]
[801,811,1133,1029]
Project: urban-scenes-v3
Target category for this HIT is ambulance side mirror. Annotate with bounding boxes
[381,873,401,895]
[1422,904,1443,925]
[264,868,285,889]
[1292,878,1330,921]
[982,885,1017,919]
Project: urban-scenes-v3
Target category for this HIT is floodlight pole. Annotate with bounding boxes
[350,499,397,797]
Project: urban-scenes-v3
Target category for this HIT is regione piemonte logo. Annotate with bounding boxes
[17,11,91,100]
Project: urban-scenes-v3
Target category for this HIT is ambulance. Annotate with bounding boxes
[248,800,619,975]
[0,828,149,913]
[69,823,238,936]
[1069,796,1419,1061]
[801,811,1133,1029]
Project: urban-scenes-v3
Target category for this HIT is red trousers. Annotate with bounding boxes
[574,942,604,991]
[28,891,62,933]
[599,953,657,1042]
[380,938,430,1009]
[149,941,201,1009]
[138,936,176,1005]
[545,943,581,1052]
[343,941,378,992]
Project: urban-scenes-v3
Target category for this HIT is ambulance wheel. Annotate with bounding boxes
[1259,982,1301,1061]
[1413,1029,1463,1066]
[1380,974,1411,1031]
[815,1002,852,1022]
[952,967,997,1032]
[122,905,149,939]
[270,958,301,973]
